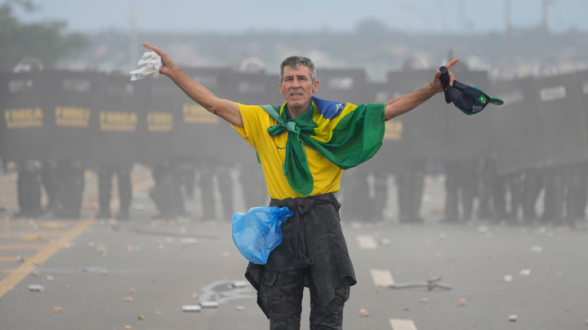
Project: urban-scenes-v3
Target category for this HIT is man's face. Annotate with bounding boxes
[279,65,319,110]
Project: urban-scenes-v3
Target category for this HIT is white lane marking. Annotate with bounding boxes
[357,235,377,249]
[370,269,395,287]
[389,319,417,330]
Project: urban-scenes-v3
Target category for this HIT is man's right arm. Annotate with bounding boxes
[143,42,243,127]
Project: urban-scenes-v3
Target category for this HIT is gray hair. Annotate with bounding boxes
[280,56,317,83]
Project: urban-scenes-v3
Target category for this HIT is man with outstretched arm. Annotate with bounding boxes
[143,42,457,330]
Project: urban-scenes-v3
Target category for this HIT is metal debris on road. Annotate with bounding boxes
[509,314,517,322]
[183,305,202,312]
[29,285,44,292]
[393,277,452,291]
[200,301,219,308]
[180,238,198,245]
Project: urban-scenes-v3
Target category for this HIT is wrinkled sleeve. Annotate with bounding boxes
[233,103,265,149]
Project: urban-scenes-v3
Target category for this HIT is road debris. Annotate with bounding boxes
[502,275,513,282]
[192,293,199,299]
[129,288,136,294]
[28,285,44,292]
[531,246,542,253]
[180,238,198,245]
[16,255,24,263]
[125,296,133,303]
[232,281,248,288]
[52,306,63,313]
[235,306,245,311]
[457,298,466,307]
[46,275,54,281]
[138,316,145,320]
[200,301,219,308]
[183,305,201,312]
[393,276,452,291]
[359,308,370,317]
[520,269,531,276]
[509,314,517,322]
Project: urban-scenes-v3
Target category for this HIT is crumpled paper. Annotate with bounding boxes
[130,51,162,81]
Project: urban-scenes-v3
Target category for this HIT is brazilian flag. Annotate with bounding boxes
[261,96,386,196]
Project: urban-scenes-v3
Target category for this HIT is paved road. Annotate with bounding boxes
[1,168,587,330]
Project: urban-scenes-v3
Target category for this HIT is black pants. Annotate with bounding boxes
[98,163,132,217]
[260,269,350,330]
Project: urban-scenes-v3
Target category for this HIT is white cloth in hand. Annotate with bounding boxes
[129,51,162,81]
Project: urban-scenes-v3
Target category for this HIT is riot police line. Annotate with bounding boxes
[1,66,588,226]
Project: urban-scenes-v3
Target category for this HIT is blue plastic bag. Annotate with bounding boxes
[232,206,295,265]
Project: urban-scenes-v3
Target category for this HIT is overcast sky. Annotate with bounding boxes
[11,0,588,34]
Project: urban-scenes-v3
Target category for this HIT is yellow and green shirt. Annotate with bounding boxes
[234,96,386,200]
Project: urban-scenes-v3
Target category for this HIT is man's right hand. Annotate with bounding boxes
[143,42,176,76]
[141,42,243,127]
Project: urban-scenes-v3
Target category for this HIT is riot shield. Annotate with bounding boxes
[170,67,233,162]
[0,72,7,161]
[491,77,550,175]
[226,71,281,164]
[44,70,101,163]
[535,72,588,167]
[87,73,143,167]
[358,82,407,174]
[137,77,175,166]
[0,71,51,162]
[387,69,447,161]
[314,68,367,104]
[576,70,588,137]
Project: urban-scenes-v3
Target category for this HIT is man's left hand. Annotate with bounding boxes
[431,58,459,93]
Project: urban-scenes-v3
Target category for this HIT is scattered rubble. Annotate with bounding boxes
[359,308,370,317]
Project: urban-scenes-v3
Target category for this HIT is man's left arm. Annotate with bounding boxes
[384,58,459,121]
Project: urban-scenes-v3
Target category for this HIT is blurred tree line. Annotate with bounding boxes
[0,0,87,71]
